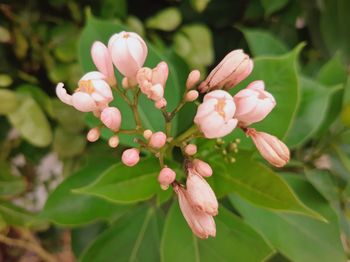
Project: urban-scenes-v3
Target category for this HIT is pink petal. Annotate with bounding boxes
[72,92,97,112]
[56,83,72,105]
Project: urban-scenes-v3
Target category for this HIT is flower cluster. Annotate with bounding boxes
[55,31,290,239]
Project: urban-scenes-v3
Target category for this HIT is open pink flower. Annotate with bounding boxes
[194,90,238,138]
[108,31,148,78]
[91,41,116,86]
[199,49,253,92]
[174,184,216,239]
[186,168,218,216]
[247,128,290,167]
[56,71,113,112]
[234,81,276,126]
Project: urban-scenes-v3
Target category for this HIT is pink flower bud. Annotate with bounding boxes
[158,167,176,190]
[149,84,164,101]
[152,61,169,88]
[91,41,116,86]
[121,148,140,167]
[108,135,119,148]
[186,70,201,89]
[192,159,212,177]
[194,90,238,138]
[155,98,167,109]
[87,128,100,142]
[143,129,153,140]
[234,81,276,126]
[185,144,197,156]
[149,131,167,149]
[100,107,122,131]
[199,49,253,92]
[108,31,148,78]
[174,184,216,239]
[247,128,290,167]
[186,168,218,216]
[185,90,199,102]
[56,72,113,112]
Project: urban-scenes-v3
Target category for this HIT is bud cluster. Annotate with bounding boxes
[55,30,290,239]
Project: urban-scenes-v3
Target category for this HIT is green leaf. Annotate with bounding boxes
[7,94,52,147]
[161,203,274,262]
[241,28,288,56]
[174,24,214,69]
[285,76,335,147]
[0,74,13,88]
[0,89,18,114]
[260,0,289,16]
[146,7,182,31]
[75,158,160,204]
[190,0,211,12]
[230,175,347,262]
[317,53,347,86]
[40,162,128,226]
[79,16,189,144]
[0,202,42,228]
[208,151,324,220]
[81,206,163,262]
[0,161,25,198]
[228,45,302,147]
[53,127,86,158]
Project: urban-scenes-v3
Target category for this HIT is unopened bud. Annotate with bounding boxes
[87,128,100,142]
[108,135,119,148]
[185,144,197,156]
[121,148,140,167]
[149,131,167,149]
[158,167,176,190]
[143,129,153,140]
[186,70,201,89]
[192,159,212,177]
[155,98,167,109]
[100,107,122,131]
[185,90,199,102]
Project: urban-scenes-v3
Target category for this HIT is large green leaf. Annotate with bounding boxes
[0,89,18,114]
[78,16,191,145]
[161,203,273,262]
[285,76,335,147]
[40,162,128,226]
[241,28,288,56]
[228,45,301,147]
[7,94,52,147]
[75,158,160,204]
[80,206,163,262]
[230,175,347,262]
[207,151,324,220]
[146,7,182,31]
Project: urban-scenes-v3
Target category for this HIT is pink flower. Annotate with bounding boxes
[192,159,212,177]
[174,184,216,239]
[108,31,148,78]
[136,62,169,102]
[56,72,113,112]
[158,167,176,190]
[121,148,140,167]
[234,81,276,126]
[199,49,253,92]
[247,128,290,167]
[194,90,238,138]
[91,41,116,86]
[185,144,197,156]
[149,131,167,149]
[100,107,122,131]
[186,168,218,216]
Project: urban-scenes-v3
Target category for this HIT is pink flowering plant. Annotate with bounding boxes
[53,24,330,244]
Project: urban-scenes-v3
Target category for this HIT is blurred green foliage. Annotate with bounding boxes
[0,0,349,261]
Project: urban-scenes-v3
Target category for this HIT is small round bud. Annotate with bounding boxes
[192,159,212,177]
[143,129,153,140]
[100,107,122,131]
[108,135,119,148]
[186,70,201,89]
[87,128,100,142]
[121,148,140,167]
[158,167,176,190]
[185,144,197,156]
[149,131,167,149]
[185,90,199,102]
[155,98,167,109]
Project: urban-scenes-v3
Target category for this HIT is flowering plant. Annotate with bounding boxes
[56,30,290,238]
